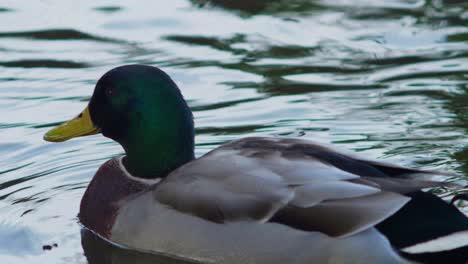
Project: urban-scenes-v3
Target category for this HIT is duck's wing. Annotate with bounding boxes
[154,137,448,237]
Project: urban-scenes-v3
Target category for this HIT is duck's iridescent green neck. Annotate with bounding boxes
[121,110,195,178]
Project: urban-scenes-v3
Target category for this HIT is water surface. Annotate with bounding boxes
[0,0,467,263]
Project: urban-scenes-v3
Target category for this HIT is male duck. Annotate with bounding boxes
[44,65,468,264]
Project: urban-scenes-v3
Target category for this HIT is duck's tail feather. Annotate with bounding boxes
[376,191,468,264]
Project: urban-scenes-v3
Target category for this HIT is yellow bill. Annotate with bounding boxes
[44,106,100,142]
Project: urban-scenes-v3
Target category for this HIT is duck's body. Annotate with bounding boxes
[44,65,468,264]
[80,146,408,264]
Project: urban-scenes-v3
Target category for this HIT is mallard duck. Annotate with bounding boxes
[44,65,468,264]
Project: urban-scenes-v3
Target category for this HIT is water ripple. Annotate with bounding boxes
[0,0,466,263]
[0,29,115,42]
[0,60,89,69]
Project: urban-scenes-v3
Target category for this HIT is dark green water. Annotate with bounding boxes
[0,0,467,263]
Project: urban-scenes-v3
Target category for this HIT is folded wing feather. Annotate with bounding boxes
[154,137,446,237]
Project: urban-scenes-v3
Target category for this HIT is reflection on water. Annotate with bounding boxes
[81,229,200,264]
[0,0,466,263]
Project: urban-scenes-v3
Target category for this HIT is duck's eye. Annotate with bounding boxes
[105,87,115,97]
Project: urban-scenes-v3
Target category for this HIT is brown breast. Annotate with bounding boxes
[79,157,150,238]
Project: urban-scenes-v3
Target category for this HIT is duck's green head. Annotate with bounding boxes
[44,65,195,178]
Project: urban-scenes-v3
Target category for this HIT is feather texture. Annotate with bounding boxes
[151,137,446,237]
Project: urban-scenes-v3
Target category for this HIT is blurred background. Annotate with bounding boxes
[0,0,466,263]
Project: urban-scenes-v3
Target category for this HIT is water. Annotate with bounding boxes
[0,0,466,263]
